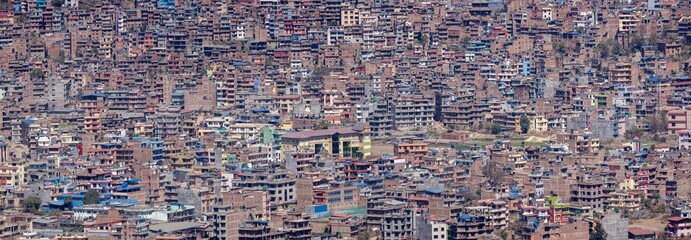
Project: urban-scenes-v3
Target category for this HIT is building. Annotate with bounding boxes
[418,219,448,240]
[449,214,493,240]
[234,170,297,210]
[679,130,691,150]
[393,140,429,163]
[570,182,607,211]
[280,127,371,160]
[667,106,691,134]
[391,95,435,130]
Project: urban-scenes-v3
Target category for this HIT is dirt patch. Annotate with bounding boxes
[371,141,394,157]
[629,215,668,232]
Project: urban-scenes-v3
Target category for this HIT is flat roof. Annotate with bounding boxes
[149,222,204,233]
[282,128,359,140]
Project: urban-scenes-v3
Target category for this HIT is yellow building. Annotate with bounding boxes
[618,14,640,33]
[341,7,360,26]
[0,165,25,187]
[280,127,371,160]
[530,115,548,133]
[607,191,641,212]
[227,123,271,140]
[515,115,548,133]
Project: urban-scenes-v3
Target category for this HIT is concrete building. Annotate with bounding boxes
[391,95,435,130]
[570,182,607,211]
[601,214,628,240]
[393,140,429,163]
[418,219,448,240]
[234,170,297,210]
[281,127,371,160]
[667,106,691,134]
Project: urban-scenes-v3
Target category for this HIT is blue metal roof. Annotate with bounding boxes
[22,119,37,124]
[423,189,443,194]
[81,94,107,99]
[118,186,142,191]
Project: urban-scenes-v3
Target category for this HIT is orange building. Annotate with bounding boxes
[394,140,429,164]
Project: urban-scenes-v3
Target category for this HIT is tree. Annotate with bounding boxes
[314,120,329,130]
[264,56,274,68]
[489,123,502,134]
[30,69,45,80]
[590,222,607,240]
[459,185,480,204]
[553,41,567,56]
[519,116,530,134]
[624,128,645,139]
[630,33,647,52]
[357,228,370,240]
[63,196,74,209]
[575,26,585,34]
[83,189,100,205]
[24,196,42,213]
[643,113,667,134]
[56,49,66,64]
[482,160,505,186]
[596,41,611,58]
[460,36,473,50]
[51,0,64,8]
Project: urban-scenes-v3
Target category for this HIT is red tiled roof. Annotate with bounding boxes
[668,216,685,221]
[332,213,350,218]
[628,227,654,236]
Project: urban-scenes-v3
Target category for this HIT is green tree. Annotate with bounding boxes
[51,0,65,8]
[30,69,45,80]
[357,228,370,240]
[63,196,73,209]
[576,26,585,34]
[489,123,502,134]
[314,120,329,130]
[519,116,530,134]
[264,56,274,68]
[83,189,100,205]
[417,33,428,46]
[460,36,473,50]
[24,196,42,213]
[553,41,567,56]
[590,222,607,240]
[56,49,66,64]
[596,41,611,58]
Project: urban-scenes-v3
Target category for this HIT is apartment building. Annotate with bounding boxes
[667,106,691,134]
[393,140,429,163]
[281,127,371,160]
[449,211,493,240]
[570,182,607,211]
[441,103,490,129]
[391,95,435,130]
[367,199,416,240]
[667,202,691,238]
[605,191,641,212]
[234,170,297,210]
